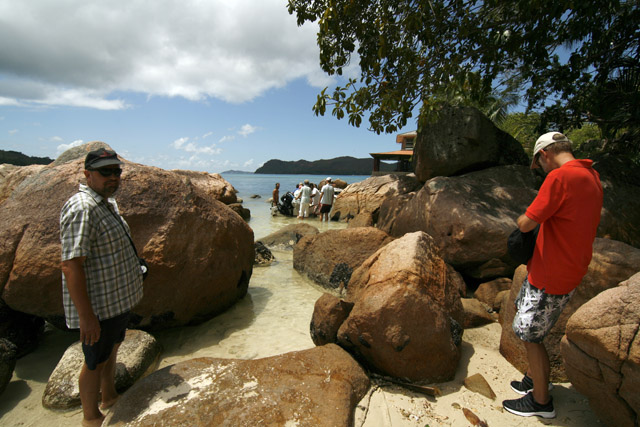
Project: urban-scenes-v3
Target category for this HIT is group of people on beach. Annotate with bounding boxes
[271,177,335,221]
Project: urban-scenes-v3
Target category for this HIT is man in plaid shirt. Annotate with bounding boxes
[60,148,143,426]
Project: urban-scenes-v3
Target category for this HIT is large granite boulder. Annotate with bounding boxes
[0,338,17,397]
[461,298,496,328]
[256,223,319,250]
[378,165,538,280]
[293,227,395,291]
[43,329,162,409]
[170,169,238,205]
[0,143,253,330]
[331,174,422,224]
[561,271,640,427]
[474,278,512,309]
[310,293,354,346]
[500,238,640,381]
[592,153,640,249]
[346,231,464,325]
[103,344,370,426]
[413,105,529,182]
[318,178,348,190]
[0,164,46,205]
[337,279,462,383]
[330,232,464,383]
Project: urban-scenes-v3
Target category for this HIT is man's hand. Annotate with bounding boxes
[79,313,101,346]
[517,214,539,233]
[61,256,101,345]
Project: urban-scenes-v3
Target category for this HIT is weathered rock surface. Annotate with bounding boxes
[561,271,640,427]
[495,290,510,313]
[500,238,640,381]
[103,344,370,426]
[378,165,538,280]
[310,293,354,346]
[0,143,253,330]
[253,241,274,266]
[293,227,395,291]
[474,278,512,309]
[330,232,464,382]
[412,105,529,182]
[0,164,47,205]
[337,278,462,383]
[346,211,374,228]
[318,178,348,190]
[227,203,251,220]
[331,174,422,223]
[0,338,17,397]
[51,141,115,167]
[43,329,162,409]
[257,223,319,250]
[346,231,464,325]
[461,298,496,328]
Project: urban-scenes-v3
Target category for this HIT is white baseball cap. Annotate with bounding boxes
[531,132,571,169]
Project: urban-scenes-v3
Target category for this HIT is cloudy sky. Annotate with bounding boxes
[0,0,400,173]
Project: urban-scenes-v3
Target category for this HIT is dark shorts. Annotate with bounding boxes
[82,311,130,370]
[512,277,574,343]
[320,204,332,213]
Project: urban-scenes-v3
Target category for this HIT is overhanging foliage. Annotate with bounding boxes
[288,0,639,147]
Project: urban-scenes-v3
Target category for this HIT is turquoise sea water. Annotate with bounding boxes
[220,173,371,199]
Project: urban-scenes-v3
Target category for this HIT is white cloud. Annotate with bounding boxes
[0,97,23,107]
[238,124,257,137]
[244,159,254,167]
[219,135,235,143]
[8,129,18,134]
[0,0,326,109]
[56,139,85,154]
[171,137,221,155]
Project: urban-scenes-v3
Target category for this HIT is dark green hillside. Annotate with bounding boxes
[0,150,53,166]
[255,156,395,175]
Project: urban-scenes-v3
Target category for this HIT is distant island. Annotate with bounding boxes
[221,170,253,174]
[0,150,53,166]
[254,156,395,175]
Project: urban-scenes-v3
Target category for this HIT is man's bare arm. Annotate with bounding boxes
[61,257,101,345]
[517,214,539,233]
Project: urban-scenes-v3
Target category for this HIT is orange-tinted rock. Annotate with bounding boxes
[0,143,252,330]
[103,345,370,426]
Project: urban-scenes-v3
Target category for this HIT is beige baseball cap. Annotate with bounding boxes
[531,132,571,169]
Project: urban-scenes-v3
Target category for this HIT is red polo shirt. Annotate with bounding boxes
[525,159,603,294]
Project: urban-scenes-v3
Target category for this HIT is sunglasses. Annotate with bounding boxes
[91,168,123,177]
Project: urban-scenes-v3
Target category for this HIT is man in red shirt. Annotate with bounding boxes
[503,132,603,418]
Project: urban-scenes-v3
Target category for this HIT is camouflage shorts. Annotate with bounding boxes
[512,277,574,343]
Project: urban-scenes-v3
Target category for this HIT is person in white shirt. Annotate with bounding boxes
[296,180,312,219]
[292,183,302,217]
[310,183,320,216]
[319,177,335,222]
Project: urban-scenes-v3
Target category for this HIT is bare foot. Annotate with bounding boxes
[81,414,105,426]
[100,395,119,410]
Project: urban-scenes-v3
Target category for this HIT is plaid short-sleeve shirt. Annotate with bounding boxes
[60,184,143,329]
